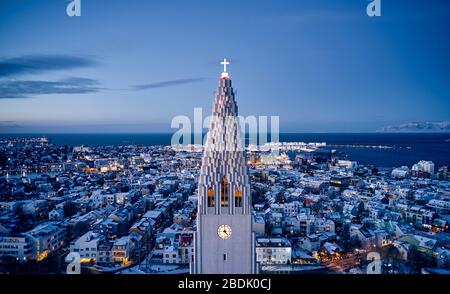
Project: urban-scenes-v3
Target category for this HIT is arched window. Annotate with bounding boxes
[207,188,215,207]
[235,189,243,207]
[220,177,229,207]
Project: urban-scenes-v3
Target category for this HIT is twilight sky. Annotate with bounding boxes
[0,0,449,133]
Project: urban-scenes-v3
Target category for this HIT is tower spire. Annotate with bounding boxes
[221,58,230,73]
[220,58,230,79]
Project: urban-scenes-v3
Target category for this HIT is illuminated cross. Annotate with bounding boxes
[220,58,230,73]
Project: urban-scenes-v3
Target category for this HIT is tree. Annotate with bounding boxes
[0,151,7,168]
[350,236,362,249]
[357,201,365,217]
[251,188,267,204]
[63,202,77,217]
[275,191,286,203]
[408,245,434,273]
[340,222,352,251]
[384,245,401,261]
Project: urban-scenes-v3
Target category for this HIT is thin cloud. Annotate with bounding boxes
[0,54,98,77]
[0,121,22,128]
[274,10,362,25]
[0,78,101,99]
[132,78,204,90]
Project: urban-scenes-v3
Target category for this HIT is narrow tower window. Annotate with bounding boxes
[207,188,215,207]
[235,189,243,207]
[220,177,229,207]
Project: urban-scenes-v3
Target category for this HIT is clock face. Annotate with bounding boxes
[217,224,232,240]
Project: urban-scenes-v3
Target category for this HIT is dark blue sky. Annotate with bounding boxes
[0,0,449,133]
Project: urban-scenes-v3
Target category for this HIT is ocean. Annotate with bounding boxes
[1,133,449,169]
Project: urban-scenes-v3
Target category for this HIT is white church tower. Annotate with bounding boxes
[192,59,256,274]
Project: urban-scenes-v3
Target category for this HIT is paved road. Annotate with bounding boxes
[324,254,360,273]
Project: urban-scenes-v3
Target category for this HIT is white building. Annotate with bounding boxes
[163,233,194,264]
[426,199,450,213]
[0,201,21,212]
[0,235,36,262]
[256,237,292,265]
[112,236,134,264]
[402,206,435,227]
[314,218,335,234]
[49,207,65,220]
[105,194,115,205]
[391,166,410,179]
[69,231,105,262]
[337,160,358,170]
[283,201,301,216]
[298,214,315,236]
[27,223,66,260]
[114,192,130,205]
[97,241,113,265]
[173,213,189,225]
[298,235,321,253]
[252,213,266,236]
[22,200,48,216]
[412,160,435,176]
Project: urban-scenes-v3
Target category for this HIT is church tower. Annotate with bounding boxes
[192,59,256,274]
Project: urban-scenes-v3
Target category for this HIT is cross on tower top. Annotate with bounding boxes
[220,58,230,73]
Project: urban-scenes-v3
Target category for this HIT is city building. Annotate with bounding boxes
[27,223,66,261]
[97,241,114,265]
[69,231,105,263]
[412,160,435,177]
[0,235,36,261]
[112,236,134,265]
[256,237,292,265]
[391,166,410,179]
[163,233,194,264]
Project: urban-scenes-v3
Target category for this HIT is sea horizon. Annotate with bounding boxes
[2,131,450,135]
[2,132,449,169]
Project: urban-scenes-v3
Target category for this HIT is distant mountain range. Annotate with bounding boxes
[378,121,450,133]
